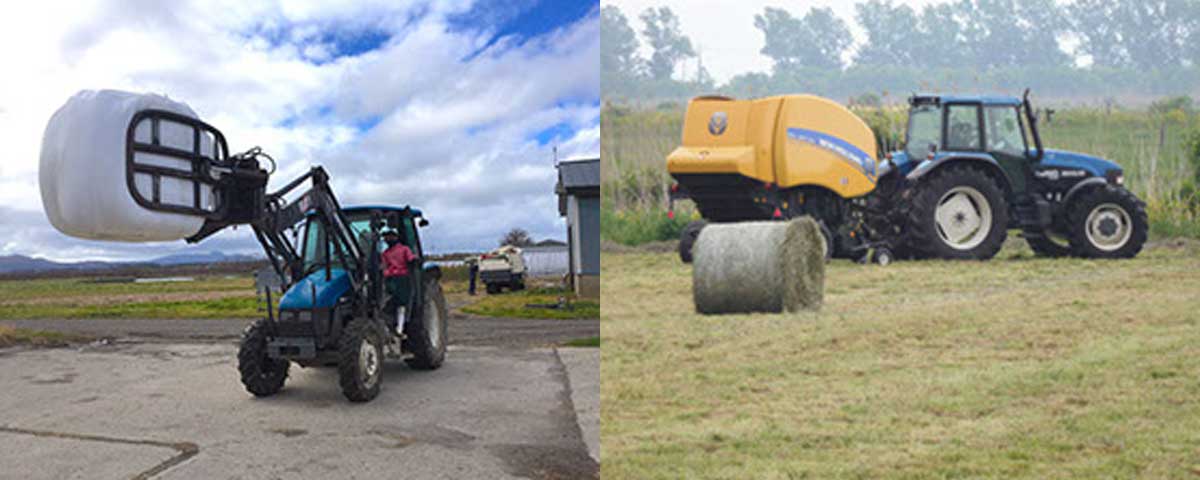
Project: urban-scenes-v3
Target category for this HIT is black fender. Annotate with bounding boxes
[1062,177,1108,207]
[904,154,1012,197]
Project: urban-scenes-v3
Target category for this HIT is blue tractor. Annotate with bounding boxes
[236,199,449,403]
[123,110,448,402]
[864,90,1148,260]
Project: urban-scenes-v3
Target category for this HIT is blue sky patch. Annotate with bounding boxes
[534,122,575,145]
[451,0,597,59]
[245,21,394,64]
[354,115,382,132]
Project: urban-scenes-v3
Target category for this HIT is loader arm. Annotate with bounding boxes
[197,163,367,297]
[125,110,373,313]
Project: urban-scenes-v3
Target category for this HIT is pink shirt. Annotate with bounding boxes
[382,243,416,278]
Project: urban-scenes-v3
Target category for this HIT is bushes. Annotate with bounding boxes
[601,204,694,246]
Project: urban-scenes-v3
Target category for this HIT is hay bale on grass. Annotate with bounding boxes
[692,217,825,314]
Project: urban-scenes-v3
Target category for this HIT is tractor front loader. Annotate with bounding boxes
[128,110,448,402]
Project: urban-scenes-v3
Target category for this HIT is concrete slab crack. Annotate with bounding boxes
[0,425,198,479]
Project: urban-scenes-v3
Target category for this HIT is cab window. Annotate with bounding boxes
[945,104,981,150]
[301,219,342,274]
[906,104,941,159]
[985,106,1026,156]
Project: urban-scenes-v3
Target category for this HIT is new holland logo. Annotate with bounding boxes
[1034,168,1087,181]
[708,111,728,136]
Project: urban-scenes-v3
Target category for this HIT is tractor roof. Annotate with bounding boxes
[340,205,424,217]
[911,94,1021,106]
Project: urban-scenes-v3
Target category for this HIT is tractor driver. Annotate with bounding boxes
[381,227,416,333]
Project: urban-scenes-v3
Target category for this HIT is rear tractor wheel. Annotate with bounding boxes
[406,277,448,370]
[678,220,707,263]
[905,166,1009,260]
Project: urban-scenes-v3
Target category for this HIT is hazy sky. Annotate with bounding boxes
[0,0,599,262]
[606,0,954,83]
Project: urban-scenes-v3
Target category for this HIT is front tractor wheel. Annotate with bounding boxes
[906,166,1009,260]
[1065,185,1148,258]
[338,318,384,402]
[237,319,289,397]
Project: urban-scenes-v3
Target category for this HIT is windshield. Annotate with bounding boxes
[906,104,941,159]
[985,106,1026,157]
[301,215,373,275]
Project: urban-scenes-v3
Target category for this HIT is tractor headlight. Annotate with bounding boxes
[1105,169,1124,186]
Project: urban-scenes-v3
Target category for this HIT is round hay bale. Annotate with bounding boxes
[692,217,825,314]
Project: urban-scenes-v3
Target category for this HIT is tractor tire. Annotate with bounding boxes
[1064,185,1147,259]
[237,319,289,397]
[1025,231,1072,257]
[338,318,384,402]
[678,220,707,263]
[817,221,834,262]
[485,283,500,295]
[405,277,448,370]
[905,165,1009,260]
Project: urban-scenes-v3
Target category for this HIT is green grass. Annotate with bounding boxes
[0,297,260,319]
[600,239,1200,478]
[0,275,253,299]
[461,287,600,320]
[0,325,93,347]
[0,275,259,319]
[563,336,601,348]
[601,204,696,246]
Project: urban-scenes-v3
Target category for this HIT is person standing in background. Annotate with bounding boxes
[467,256,480,295]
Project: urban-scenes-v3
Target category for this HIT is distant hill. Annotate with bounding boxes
[0,251,261,274]
[150,251,260,266]
[0,255,116,273]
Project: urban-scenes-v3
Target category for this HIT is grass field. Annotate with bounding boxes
[0,275,259,319]
[600,239,1200,478]
[461,286,601,320]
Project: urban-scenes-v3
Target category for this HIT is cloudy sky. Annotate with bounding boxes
[0,0,598,262]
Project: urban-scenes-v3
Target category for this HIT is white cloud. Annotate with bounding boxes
[0,0,598,261]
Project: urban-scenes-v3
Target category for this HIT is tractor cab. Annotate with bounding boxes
[894,93,1045,196]
[279,205,431,341]
[883,90,1143,260]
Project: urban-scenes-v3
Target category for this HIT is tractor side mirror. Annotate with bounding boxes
[418,218,430,227]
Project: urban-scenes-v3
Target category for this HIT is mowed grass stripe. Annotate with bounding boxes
[0,275,259,319]
[600,240,1200,479]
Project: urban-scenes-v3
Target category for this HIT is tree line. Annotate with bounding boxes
[602,0,1200,102]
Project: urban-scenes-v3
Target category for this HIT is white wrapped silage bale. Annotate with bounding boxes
[39,90,218,241]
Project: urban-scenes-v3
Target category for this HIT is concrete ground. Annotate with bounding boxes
[0,313,599,479]
[0,315,599,350]
[556,348,599,462]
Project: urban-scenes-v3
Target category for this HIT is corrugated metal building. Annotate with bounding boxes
[522,241,569,277]
[556,157,600,298]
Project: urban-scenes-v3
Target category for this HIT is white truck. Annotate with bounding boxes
[478,245,527,294]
